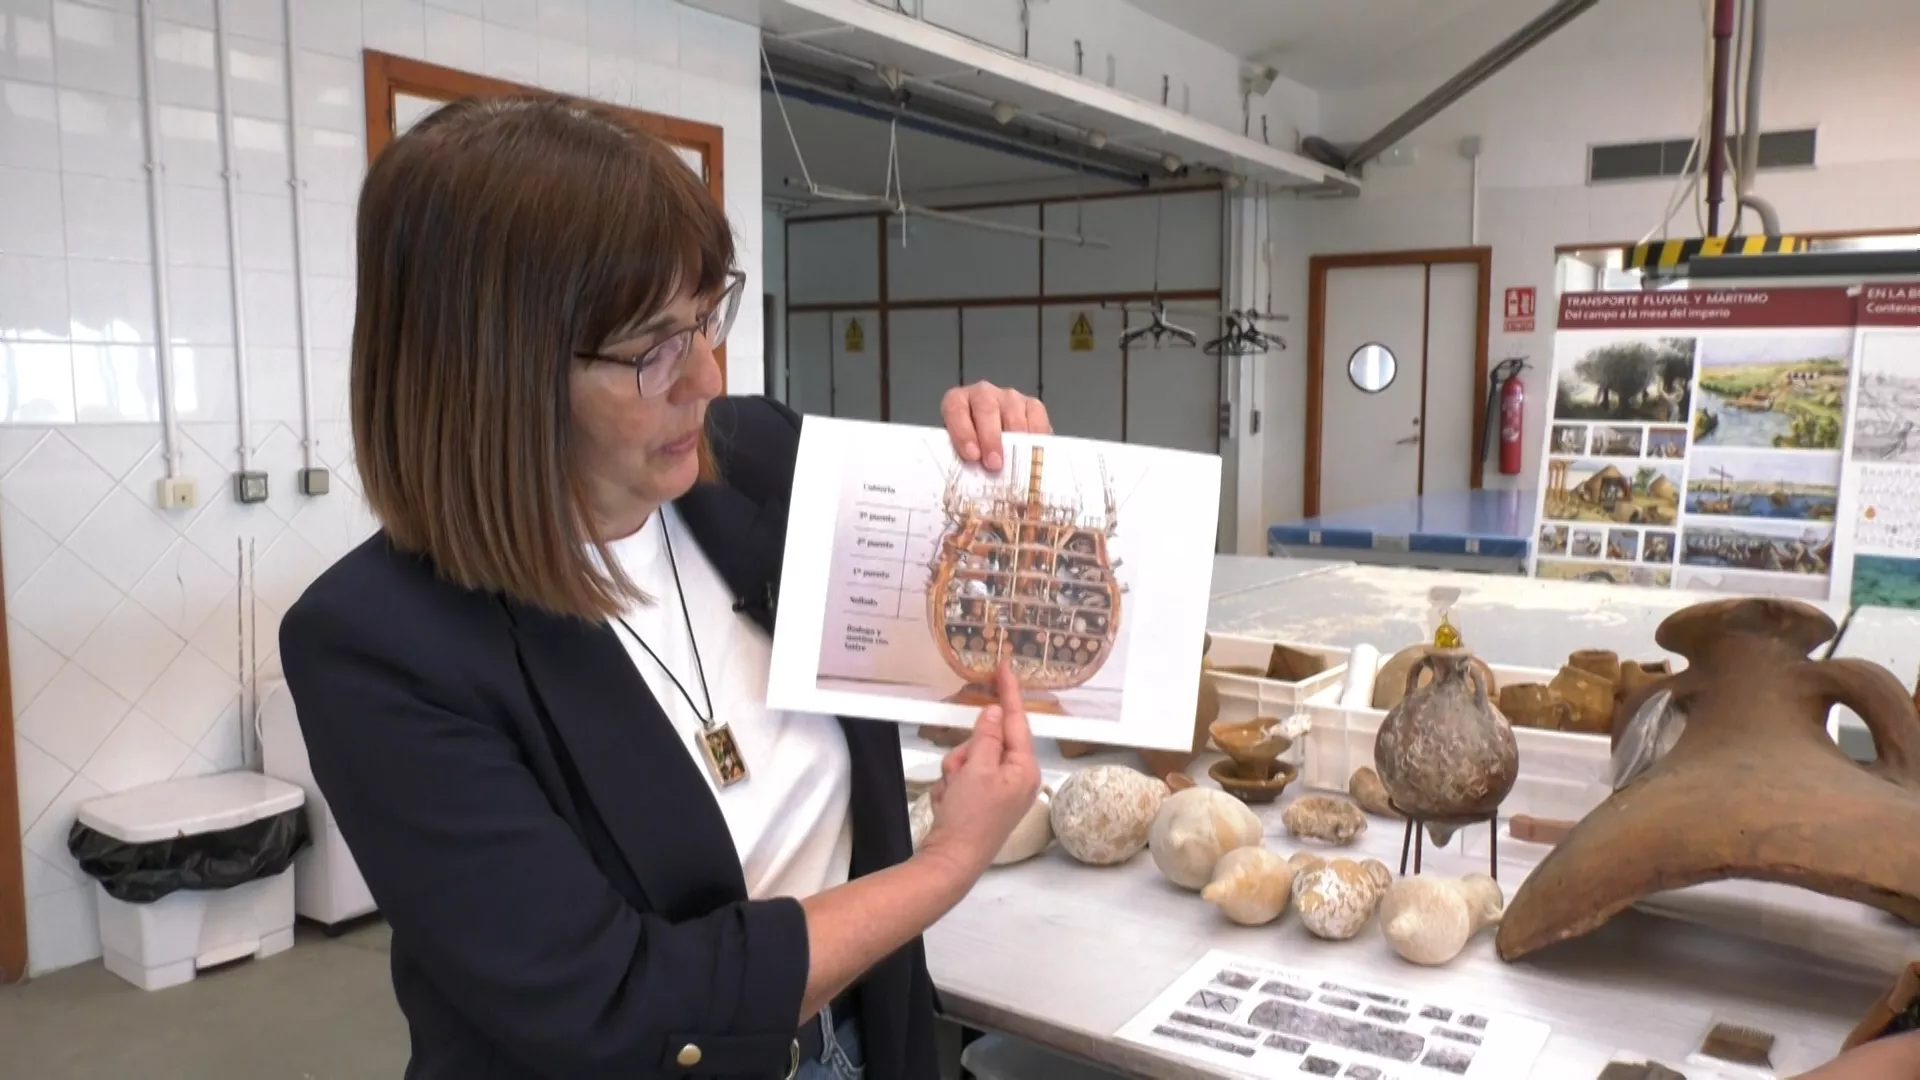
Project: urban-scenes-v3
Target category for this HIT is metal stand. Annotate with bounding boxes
[1392,802,1500,882]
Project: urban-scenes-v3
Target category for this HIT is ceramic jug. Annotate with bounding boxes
[1373,649,1519,825]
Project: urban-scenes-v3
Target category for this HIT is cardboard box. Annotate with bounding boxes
[1842,961,1920,1051]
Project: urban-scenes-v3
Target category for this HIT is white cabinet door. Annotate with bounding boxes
[1423,263,1482,497]
[831,310,882,421]
[1040,305,1123,443]
[1319,265,1427,515]
[787,312,833,417]
[960,307,1040,397]
[888,309,961,427]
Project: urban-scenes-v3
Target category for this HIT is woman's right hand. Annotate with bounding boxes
[918,664,1043,887]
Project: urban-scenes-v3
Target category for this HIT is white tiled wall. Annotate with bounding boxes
[0,0,764,976]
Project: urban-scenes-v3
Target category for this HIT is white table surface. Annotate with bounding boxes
[1827,604,1920,759]
[918,763,1895,1079]
[909,557,1908,1078]
[1207,555,1351,600]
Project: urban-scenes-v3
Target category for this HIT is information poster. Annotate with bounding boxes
[767,417,1221,751]
[1530,286,1859,602]
[1838,284,1920,609]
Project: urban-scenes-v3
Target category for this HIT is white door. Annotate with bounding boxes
[1040,305,1123,443]
[1319,264,1481,516]
[888,309,960,426]
[831,310,882,421]
[787,312,833,417]
[1423,264,1481,497]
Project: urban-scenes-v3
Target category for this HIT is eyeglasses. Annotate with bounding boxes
[577,270,746,398]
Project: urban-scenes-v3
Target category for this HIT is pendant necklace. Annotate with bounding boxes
[614,515,749,788]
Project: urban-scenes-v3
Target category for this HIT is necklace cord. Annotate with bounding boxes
[613,515,717,730]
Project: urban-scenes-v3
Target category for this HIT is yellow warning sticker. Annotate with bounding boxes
[1069,312,1095,352]
[844,318,865,353]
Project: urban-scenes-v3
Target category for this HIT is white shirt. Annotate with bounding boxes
[603,507,854,901]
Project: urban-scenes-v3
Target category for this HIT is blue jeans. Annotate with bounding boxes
[793,1005,863,1080]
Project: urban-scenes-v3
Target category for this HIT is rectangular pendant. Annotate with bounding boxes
[697,724,750,788]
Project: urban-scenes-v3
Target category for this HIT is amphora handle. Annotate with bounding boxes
[1405,651,1489,712]
[1810,658,1920,781]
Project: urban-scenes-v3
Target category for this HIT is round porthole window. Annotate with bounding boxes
[1348,343,1397,393]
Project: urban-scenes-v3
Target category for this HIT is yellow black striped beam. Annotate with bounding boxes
[1624,235,1805,270]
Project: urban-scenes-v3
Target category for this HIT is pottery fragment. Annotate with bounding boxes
[1282,795,1368,845]
[1149,787,1265,889]
[1379,873,1505,966]
[1347,767,1399,818]
[1050,765,1169,866]
[1374,649,1519,825]
[1291,856,1394,940]
[1201,847,1296,926]
[1549,664,1616,734]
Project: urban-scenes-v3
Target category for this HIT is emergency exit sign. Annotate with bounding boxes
[1504,286,1537,333]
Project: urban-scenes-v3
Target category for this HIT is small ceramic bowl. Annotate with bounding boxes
[1209,759,1299,804]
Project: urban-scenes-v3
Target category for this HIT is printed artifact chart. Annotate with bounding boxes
[1530,285,1866,602]
[766,417,1222,751]
[1838,285,1920,608]
[1116,949,1550,1079]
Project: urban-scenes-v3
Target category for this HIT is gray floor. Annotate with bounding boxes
[0,921,409,1079]
[0,920,978,1079]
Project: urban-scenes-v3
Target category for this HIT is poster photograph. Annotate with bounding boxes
[766,417,1221,751]
[1692,331,1851,450]
[1550,332,1697,425]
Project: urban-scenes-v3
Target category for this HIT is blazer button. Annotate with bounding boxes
[676,1044,702,1068]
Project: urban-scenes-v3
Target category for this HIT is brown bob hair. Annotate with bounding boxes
[351,95,727,621]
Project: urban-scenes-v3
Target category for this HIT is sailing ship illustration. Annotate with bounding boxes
[925,445,1125,711]
[1854,398,1918,461]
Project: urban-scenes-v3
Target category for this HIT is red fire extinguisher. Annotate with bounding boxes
[1480,357,1529,476]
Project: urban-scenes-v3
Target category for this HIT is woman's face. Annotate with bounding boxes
[569,284,725,539]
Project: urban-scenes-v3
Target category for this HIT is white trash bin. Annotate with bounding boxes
[75,772,306,991]
[959,1033,1131,1080]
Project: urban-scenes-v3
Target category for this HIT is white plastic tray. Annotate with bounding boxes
[1205,634,1350,723]
[1300,658,1614,824]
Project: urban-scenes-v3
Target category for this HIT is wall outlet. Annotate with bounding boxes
[156,476,198,510]
[234,471,269,504]
[298,467,331,496]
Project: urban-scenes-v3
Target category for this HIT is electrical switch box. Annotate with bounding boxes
[156,476,198,510]
[234,471,269,504]
[299,467,331,496]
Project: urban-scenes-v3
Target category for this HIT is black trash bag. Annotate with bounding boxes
[68,807,312,904]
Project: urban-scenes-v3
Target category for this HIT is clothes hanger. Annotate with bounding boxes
[1118,197,1198,350]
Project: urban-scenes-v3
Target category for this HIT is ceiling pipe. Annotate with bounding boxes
[1341,0,1601,173]
[1705,0,1736,235]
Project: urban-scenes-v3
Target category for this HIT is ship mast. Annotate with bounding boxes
[1026,446,1045,517]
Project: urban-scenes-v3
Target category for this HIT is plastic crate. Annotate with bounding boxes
[1301,660,1614,824]
[1206,634,1350,724]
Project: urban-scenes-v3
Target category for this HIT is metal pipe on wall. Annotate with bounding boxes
[213,0,253,473]
[1736,0,1782,235]
[1705,0,1736,235]
[1343,0,1600,172]
[136,0,183,479]
[281,0,319,475]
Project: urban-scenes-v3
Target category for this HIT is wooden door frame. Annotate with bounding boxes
[360,50,730,387]
[1304,246,1493,517]
[0,563,23,983]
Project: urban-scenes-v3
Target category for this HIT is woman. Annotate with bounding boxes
[279,95,1044,1080]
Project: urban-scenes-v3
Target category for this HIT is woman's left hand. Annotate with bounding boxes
[941,381,1051,473]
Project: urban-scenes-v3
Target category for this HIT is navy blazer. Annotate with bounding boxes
[279,395,939,1079]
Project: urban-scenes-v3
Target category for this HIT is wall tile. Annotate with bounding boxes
[0,164,67,256]
[136,641,233,744]
[8,620,62,717]
[75,600,183,702]
[305,272,352,351]
[536,35,587,96]
[425,0,480,13]
[288,0,356,57]
[240,268,294,347]
[23,849,78,897]
[483,0,535,31]
[1,2,59,84]
[64,423,159,479]
[536,0,583,43]
[3,430,110,538]
[67,258,155,342]
[162,181,229,267]
[0,341,76,422]
[173,343,238,420]
[166,264,235,345]
[61,173,150,261]
[301,198,351,277]
[72,343,159,421]
[57,87,148,179]
[26,886,99,976]
[363,0,425,58]
[118,418,223,522]
[245,347,297,423]
[131,536,232,635]
[224,32,285,121]
[0,426,48,475]
[422,5,481,69]
[66,484,176,589]
[222,0,283,43]
[192,693,242,768]
[153,0,213,29]
[1,501,57,596]
[676,5,753,90]
[153,20,216,109]
[481,20,537,83]
[583,50,633,106]
[17,661,128,769]
[0,78,60,168]
[298,125,360,202]
[0,253,71,339]
[52,0,139,99]
[629,0,675,68]
[14,723,68,828]
[230,114,288,195]
[294,47,357,132]
[236,189,291,270]
[182,473,279,565]
[80,707,191,792]
[157,103,222,187]
[23,770,103,876]
[253,525,323,610]
[582,0,629,55]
